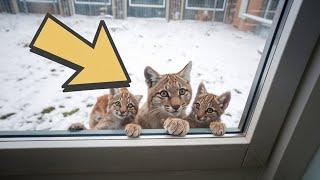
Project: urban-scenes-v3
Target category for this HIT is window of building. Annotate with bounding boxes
[185,0,225,11]
[74,0,111,6]
[19,0,57,3]
[129,0,165,8]
[0,0,285,137]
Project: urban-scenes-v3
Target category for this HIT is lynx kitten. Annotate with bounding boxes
[68,88,142,131]
[125,61,193,137]
[187,82,231,136]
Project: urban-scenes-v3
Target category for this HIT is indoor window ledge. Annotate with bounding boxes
[0,128,248,149]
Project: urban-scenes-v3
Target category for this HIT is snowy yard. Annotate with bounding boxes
[0,13,265,131]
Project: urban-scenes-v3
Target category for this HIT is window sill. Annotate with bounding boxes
[0,128,247,149]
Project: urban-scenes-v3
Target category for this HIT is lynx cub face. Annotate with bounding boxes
[89,88,142,129]
[69,88,142,131]
[190,83,231,124]
[145,62,193,117]
[109,88,141,120]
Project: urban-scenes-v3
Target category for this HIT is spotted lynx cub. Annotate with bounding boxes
[187,82,231,136]
[69,88,142,130]
[125,61,193,137]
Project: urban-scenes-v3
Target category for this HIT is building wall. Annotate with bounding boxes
[0,0,275,35]
[169,0,182,20]
[232,0,265,31]
[113,0,126,19]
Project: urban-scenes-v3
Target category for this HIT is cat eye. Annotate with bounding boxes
[96,116,102,121]
[160,90,169,97]
[114,101,121,106]
[179,88,186,95]
[206,108,215,113]
[127,103,134,108]
[194,103,200,109]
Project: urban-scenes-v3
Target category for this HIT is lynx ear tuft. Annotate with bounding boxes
[135,95,143,104]
[196,82,207,97]
[177,61,192,82]
[144,66,160,88]
[217,91,231,111]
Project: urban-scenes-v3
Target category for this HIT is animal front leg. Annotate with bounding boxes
[163,118,190,136]
[209,121,226,136]
[125,123,142,138]
[68,122,86,131]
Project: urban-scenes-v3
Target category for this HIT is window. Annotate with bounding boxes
[239,0,280,26]
[19,0,57,3]
[0,0,284,137]
[1,0,318,176]
[247,0,280,20]
[128,0,165,17]
[129,0,165,8]
[74,0,111,6]
[185,0,226,11]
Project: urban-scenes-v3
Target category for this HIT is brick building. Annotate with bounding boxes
[0,0,279,34]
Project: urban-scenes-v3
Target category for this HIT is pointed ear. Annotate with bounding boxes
[144,66,160,88]
[110,88,118,95]
[177,61,192,82]
[119,87,129,93]
[196,82,207,97]
[135,95,143,104]
[217,91,231,111]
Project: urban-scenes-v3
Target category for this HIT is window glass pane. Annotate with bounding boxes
[186,0,225,9]
[19,0,57,2]
[130,0,164,6]
[247,0,280,20]
[74,0,111,6]
[0,0,281,136]
[76,0,110,3]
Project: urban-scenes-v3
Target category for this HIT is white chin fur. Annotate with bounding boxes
[168,110,181,116]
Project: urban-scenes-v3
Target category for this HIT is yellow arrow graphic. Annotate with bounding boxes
[29,13,131,92]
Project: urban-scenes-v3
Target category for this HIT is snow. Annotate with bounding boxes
[0,13,266,131]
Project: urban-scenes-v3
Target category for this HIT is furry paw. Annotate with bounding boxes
[68,123,86,131]
[210,122,226,136]
[163,118,190,136]
[125,124,142,138]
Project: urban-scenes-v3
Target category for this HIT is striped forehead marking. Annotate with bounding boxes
[161,75,186,90]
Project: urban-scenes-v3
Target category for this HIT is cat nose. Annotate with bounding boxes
[120,109,126,114]
[172,105,180,111]
[197,112,205,119]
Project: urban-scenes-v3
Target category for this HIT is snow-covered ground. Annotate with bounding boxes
[0,13,266,131]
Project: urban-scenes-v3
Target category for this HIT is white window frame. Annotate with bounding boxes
[129,0,165,8]
[238,0,278,26]
[185,0,226,11]
[0,0,319,177]
[19,0,57,3]
[262,0,276,18]
[74,0,111,6]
